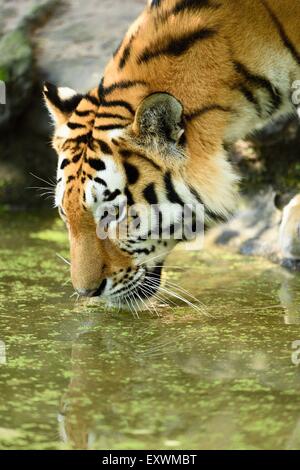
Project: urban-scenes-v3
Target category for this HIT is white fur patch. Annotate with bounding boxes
[58,87,77,101]
[56,124,71,139]
[107,128,126,141]
[55,178,65,207]
[85,156,126,217]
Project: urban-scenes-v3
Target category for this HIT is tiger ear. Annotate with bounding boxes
[43,82,83,126]
[131,93,185,163]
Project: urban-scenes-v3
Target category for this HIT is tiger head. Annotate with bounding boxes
[44,82,212,308]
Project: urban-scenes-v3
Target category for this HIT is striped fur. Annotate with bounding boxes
[44,0,300,306]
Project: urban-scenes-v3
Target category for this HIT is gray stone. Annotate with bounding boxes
[0,0,144,207]
[0,28,33,128]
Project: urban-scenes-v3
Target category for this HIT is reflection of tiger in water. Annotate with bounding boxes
[44,0,300,308]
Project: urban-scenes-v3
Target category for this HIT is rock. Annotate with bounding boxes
[0,0,144,208]
[33,0,145,91]
[207,188,282,260]
[0,28,33,128]
[0,1,61,207]
[0,0,60,129]
[206,188,300,271]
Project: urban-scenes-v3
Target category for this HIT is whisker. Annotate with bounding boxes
[30,172,56,187]
[138,288,162,316]
[140,249,174,267]
[149,272,206,310]
[56,253,71,266]
[40,192,55,199]
[151,282,203,315]
[135,290,152,315]
[129,293,139,319]
[27,186,56,192]
[141,282,176,314]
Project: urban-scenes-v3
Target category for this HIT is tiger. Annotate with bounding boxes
[44,0,300,309]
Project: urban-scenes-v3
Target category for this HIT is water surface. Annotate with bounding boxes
[0,212,300,450]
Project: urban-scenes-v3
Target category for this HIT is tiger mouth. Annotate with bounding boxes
[107,265,163,306]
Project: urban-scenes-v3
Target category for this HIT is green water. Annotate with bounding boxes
[1,212,300,450]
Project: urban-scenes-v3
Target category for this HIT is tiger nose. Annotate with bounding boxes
[76,288,97,298]
[75,279,107,298]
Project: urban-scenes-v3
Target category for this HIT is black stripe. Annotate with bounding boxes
[98,77,105,101]
[119,148,161,171]
[172,0,220,15]
[143,183,158,205]
[76,165,83,178]
[125,187,135,206]
[102,80,147,96]
[85,95,99,106]
[44,82,83,114]
[138,28,216,64]
[155,0,221,27]
[188,185,203,205]
[65,131,93,147]
[75,109,93,117]
[95,124,126,131]
[104,189,121,202]
[185,104,232,121]
[96,112,131,121]
[119,34,137,70]
[150,0,162,7]
[60,159,70,170]
[261,0,300,65]
[189,185,227,223]
[94,177,108,187]
[119,44,131,69]
[164,172,184,205]
[67,175,75,183]
[94,139,113,155]
[238,84,262,115]
[119,149,132,158]
[136,154,162,171]
[100,100,135,115]
[234,61,282,114]
[72,153,82,164]
[124,162,140,185]
[67,122,86,130]
[113,40,123,58]
[87,158,106,171]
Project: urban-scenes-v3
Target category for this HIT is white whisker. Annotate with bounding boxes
[56,253,71,266]
[30,172,56,187]
[149,272,206,310]
[152,283,203,315]
[140,248,173,267]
